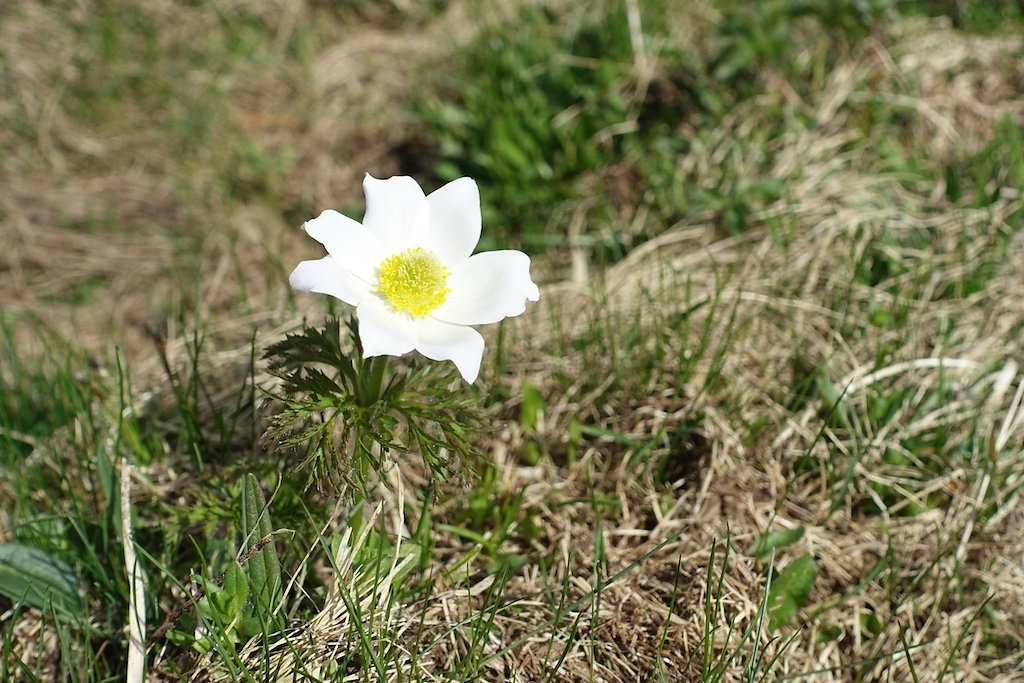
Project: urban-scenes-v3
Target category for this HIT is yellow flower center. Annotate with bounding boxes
[377,247,451,317]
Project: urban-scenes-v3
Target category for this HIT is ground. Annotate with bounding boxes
[1,1,1023,681]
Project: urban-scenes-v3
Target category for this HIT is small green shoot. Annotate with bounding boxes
[766,554,817,632]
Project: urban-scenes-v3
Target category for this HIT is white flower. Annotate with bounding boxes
[290,174,540,383]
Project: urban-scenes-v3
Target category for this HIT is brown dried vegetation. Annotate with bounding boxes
[2,1,1024,681]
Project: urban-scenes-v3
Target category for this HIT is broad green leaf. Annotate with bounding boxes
[748,527,805,559]
[0,543,80,615]
[241,473,284,631]
[237,614,263,639]
[767,553,816,631]
[223,562,248,614]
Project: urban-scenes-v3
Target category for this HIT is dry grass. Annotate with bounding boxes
[0,0,485,359]
[494,24,1024,679]
[176,20,1024,677]
[3,1,1024,681]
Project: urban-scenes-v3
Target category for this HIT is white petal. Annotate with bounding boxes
[362,174,429,252]
[289,257,372,306]
[357,296,418,358]
[303,209,385,284]
[432,250,540,326]
[415,318,485,384]
[424,177,481,264]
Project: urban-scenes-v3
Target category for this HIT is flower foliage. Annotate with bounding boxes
[261,317,481,493]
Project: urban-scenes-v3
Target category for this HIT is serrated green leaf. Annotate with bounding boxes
[767,553,816,631]
[0,543,80,615]
[748,527,805,559]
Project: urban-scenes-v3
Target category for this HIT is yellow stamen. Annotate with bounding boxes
[377,247,451,317]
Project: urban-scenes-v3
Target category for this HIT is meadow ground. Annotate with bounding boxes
[2,1,1024,681]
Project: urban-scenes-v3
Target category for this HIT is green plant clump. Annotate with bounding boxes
[419,5,639,249]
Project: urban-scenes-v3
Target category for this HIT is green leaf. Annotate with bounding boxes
[206,586,235,621]
[520,381,544,432]
[519,379,543,466]
[520,442,541,466]
[748,527,805,559]
[165,628,195,647]
[860,612,883,638]
[816,623,844,643]
[241,473,284,631]
[767,553,817,631]
[816,375,851,428]
[223,562,248,614]
[0,543,80,615]
[567,419,582,462]
[237,614,263,640]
